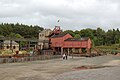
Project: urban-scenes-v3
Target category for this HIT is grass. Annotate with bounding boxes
[0,50,28,56]
[95,44,120,53]
[0,50,13,56]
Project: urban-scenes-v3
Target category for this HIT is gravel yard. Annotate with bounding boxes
[0,55,120,80]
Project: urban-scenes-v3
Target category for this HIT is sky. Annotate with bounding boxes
[0,0,120,30]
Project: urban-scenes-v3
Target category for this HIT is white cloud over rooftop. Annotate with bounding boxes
[0,0,120,30]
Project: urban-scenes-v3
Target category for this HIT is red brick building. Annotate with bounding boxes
[49,27,92,55]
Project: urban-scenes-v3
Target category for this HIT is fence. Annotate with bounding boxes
[0,55,62,64]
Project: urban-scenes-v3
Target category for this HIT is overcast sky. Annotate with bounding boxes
[0,0,120,30]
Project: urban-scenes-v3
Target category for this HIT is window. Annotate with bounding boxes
[13,46,16,49]
[39,34,41,37]
[7,46,9,49]
[39,34,44,37]
[42,34,44,36]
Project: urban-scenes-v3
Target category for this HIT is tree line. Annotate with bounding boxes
[0,23,44,39]
[63,28,120,46]
[0,23,120,46]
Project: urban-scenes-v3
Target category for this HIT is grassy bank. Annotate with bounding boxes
[96,44,120,53]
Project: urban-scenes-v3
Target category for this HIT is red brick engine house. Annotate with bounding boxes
[49,26,92,55]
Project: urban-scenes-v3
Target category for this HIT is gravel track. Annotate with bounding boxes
[0,55,119,80]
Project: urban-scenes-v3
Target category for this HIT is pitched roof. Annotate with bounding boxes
[50,33,68,38]
[4,40,19,45]
[64,37,89,41]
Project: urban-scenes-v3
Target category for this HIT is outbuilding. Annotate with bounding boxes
[50,33,92,55]
[3,40,19,51]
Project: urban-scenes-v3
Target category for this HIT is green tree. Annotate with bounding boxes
[94,27,105,46]
[15,34,23,38]
[63,30,75,37]
[8,32,16,38]
[74,34,81,38]
[79,28,94,39]
[0,23,44,38]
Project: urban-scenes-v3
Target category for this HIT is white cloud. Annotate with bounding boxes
[0,0,120,30]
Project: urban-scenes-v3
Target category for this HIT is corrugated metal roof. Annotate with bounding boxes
[64,37,89,41]
[50,33,68,38]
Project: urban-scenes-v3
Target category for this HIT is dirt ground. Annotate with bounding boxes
[0,55,120,80]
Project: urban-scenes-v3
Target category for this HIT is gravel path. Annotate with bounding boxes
[55,66,120,80]
[0,55,119,80]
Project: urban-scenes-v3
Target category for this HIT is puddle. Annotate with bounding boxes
[73,65,112,70]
